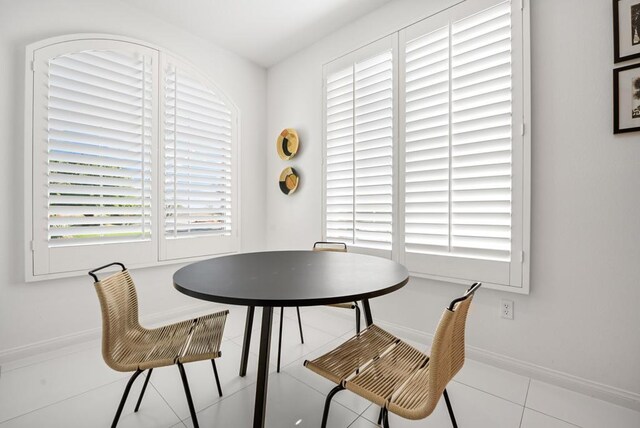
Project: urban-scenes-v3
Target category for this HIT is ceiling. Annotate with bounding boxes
[127,0,393,68]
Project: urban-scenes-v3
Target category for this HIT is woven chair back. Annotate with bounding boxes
[427,294,474,410]
[389,292,475,419]
[312,241,347,252]
[93,270,144,371]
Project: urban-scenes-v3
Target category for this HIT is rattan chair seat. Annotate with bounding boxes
[345,340,428,408]
[304,325,397,384]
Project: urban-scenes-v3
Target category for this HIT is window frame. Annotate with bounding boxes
[322,0,531,293]
[24,34,241,282]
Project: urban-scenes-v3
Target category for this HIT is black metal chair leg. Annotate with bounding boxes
[177,362,200,428]
[382,407,390,428]
[134,368,152,412]
[111,369,142,428]
[211,359,223,397]
[296,306,304,344]
[321,385,344,428]
[354,302,361,334]
[443,388,458,428]
[377,406,384,425]
[277,306,284,372]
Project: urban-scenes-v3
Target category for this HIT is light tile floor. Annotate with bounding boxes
[1,305,638,428]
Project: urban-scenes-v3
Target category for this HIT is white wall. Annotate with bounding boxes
[266,0,640,399]
[0,0,266,356]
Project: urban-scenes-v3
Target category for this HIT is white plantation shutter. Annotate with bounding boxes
[404,26,451,256]
[400,0,528,289]
[451,1,512,261]
[160,56,238,260]
[31,40,158,276]
[47,50,153,245]
[324,38,395,254]
[164,66,232,237]
[325,66,354,243]
[354,52,394,250]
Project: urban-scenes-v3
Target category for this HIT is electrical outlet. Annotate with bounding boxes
[500,299,514,320]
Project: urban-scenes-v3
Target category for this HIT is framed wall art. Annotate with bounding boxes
[613,62,640,133]
[613,0,640,62]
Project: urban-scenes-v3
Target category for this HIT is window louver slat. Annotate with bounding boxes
[164,66,233,237]
[47,50,152,246]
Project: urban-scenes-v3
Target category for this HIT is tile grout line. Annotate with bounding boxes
[0,375,129,426]
[450,378,527,408]
[149,379,185,426]
[1,342,102,375]
[518,378,531,428]
[521,381,585,428]
[279,372,362,425]
[176,372,260,424]
[524,408,583,428]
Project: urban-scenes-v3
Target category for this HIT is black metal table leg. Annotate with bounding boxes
[362,298,374,327]
[277,307,284,373]
[254,306,273,428]
[239,306,255,377]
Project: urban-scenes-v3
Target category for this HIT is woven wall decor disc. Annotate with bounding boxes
[279,167,299,195]
[277,128,299,160]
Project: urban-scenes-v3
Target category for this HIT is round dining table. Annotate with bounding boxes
[173,250,409,428]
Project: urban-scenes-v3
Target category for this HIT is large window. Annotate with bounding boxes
[323,0,530,292]
[26,36,239,280]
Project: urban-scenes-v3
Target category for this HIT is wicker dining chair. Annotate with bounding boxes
[304,282,481,428]
[312,241,361,333]
[89,262,228,428]
[275,241,361,372]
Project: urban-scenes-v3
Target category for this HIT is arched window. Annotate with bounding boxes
[26,35,239,280]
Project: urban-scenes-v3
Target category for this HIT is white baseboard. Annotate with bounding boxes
[320,306,640,413]
[0,302,217,365]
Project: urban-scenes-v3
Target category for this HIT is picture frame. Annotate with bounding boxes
[613,0,640,62]
[613,63,640,133]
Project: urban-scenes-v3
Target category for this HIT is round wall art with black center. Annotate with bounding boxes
[276,128,299,160]
[279,167,299,195]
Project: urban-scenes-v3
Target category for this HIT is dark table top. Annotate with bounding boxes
[173,250,409,307]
